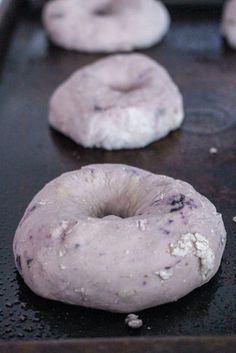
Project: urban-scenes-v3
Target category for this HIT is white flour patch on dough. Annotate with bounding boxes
[155,268,173,280]
[170,233,215,280]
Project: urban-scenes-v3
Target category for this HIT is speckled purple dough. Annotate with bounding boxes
[13,164,226,313]
[42,0,170,53]
[49,54,184,150]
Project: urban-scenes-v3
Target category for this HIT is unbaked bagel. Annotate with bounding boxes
[42,0,170,52]
[13,164,226,313]
[222,0,236,49]
[49,54,184,150]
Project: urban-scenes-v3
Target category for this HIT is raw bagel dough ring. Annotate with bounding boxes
[222,0,236,49]
[42,0,170,52]
[49,54,184,150]
[13,164,226,313]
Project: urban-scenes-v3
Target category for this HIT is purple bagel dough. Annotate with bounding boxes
[13,164,226,313]
[42,0,170,53]
[49,54,184,150]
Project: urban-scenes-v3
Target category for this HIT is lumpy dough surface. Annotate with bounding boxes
[49,54,184,150]
[13,164,226,313]
[43,0,170,52]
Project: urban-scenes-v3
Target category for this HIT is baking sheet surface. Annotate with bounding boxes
[0,7,236,340]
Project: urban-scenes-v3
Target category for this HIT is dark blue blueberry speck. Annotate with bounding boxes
[170,194,186,212]
[170,194,185,206]
[26,258,33,268]
[185,199,197,209]
[19,204,39,227]
[163,229,170,235]
[94,105,113,112]
[94,105,104,111]
[160,228,170,235]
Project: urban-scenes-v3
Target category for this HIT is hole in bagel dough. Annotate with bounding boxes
[94,8,111,16]
[110,79,149,94]
[95,207,133,219]
[93,199,137,219]
[87,168,141,220]
[93,2,117,16]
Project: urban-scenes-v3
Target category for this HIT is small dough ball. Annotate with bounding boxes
[42,0,170,52]
[49,54,184,150]
[222,0,236,49]
[125,314,143,329]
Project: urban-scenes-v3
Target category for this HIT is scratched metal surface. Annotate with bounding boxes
[0,6,236,341]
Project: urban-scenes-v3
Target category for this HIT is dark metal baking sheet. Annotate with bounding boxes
[0,3,236,344]
[0,336,236,353]
[0,0,20,65]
